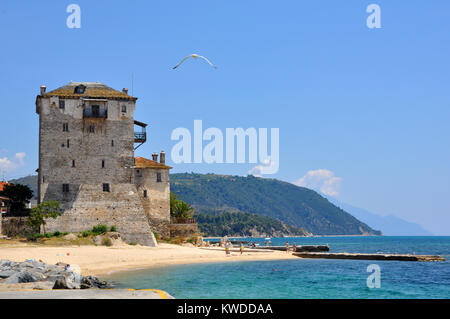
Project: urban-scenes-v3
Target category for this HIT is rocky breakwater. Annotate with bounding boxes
[0,259,110,290]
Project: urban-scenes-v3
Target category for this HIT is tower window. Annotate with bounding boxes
[89,125,95,133]
[103,183,110,192]
[74,85,86,94]
[102,160,105,168]
[121,105,127,112]
[63,123,69,132]
[143,190,147,198]
[72,160,75,167]
[111,140,114,147]
[156,172,162,183]
[92,105,100,117]
[67,139,70,148]
[62,184,70,193]
[59,100,65,109]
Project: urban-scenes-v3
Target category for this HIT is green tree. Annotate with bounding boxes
[28,200,62,234]
[0,183,33,212]
[173,200,194,218]
[170,192,194,219]
[170,191,179,216]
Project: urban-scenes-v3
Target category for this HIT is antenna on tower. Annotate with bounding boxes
[131,72,134,96]
[1,169,6,182]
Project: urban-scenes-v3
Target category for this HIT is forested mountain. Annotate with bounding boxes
[195,211,311,237]
[171,173,381,236]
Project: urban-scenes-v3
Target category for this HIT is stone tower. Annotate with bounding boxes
[35,82,171,246]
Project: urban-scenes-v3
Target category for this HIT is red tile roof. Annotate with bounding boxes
[0,182,10,192]
[134,157,171,169]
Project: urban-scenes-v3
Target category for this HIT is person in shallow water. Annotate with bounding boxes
[285,241,290,253]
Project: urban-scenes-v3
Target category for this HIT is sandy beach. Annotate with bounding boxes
[0,242,297,277]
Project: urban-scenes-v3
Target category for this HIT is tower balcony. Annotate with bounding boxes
[134,132,147,143]
[134,120,148,149]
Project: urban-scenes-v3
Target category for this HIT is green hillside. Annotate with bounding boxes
[196,211,311,237]
[171,173,381,236]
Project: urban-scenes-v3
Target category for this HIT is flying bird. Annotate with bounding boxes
[172,54,217,70]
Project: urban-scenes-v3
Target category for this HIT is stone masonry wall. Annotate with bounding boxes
[134,168,170,238]
[2,217,38,237]
[169,223,199,238]
[37,95,157,246]
[44,183,157,246]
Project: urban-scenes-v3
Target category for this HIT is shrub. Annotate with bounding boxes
[101,237,113,247]
[81,230,93,237]
[129,242,137,246]
[45,232,53,238]
[53,231,62,237]
[27,233,45,240]
[153,231,160,240]
[92,224,108,235]
[187,236,198,245]
[110,225,117,232]
[62,232,69,236]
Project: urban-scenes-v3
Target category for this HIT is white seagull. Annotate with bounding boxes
[172,54,217,70]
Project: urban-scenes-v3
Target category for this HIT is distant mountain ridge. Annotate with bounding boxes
[326,198,433,236]
[171,173,381,236]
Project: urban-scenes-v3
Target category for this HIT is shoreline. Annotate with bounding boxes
[0,242,298,277]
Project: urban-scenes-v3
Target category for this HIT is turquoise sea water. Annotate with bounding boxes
[103,236,450,299]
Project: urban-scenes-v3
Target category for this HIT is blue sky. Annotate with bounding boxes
[0,1,449,234]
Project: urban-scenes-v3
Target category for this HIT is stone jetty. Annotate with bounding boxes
[258,245,330,252]
[293,252,445,262]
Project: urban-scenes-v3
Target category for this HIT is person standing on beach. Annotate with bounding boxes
[285,241,290,253]
[240,243,244,255]
[225,241,230,256]
[293,243,297,252]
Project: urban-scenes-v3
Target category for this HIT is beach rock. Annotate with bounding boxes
[33,281,55,290]
[3,271,37,284]
[63,233,77,241]
[93,235,102,245]
[106,232,120,240]
[0,270,16,278]
[53,274,80,289]
[43,274,65,283]
[196,236,204,247]
[80,276,109,289]
[0,260,12,269]
[0,260,110,290]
